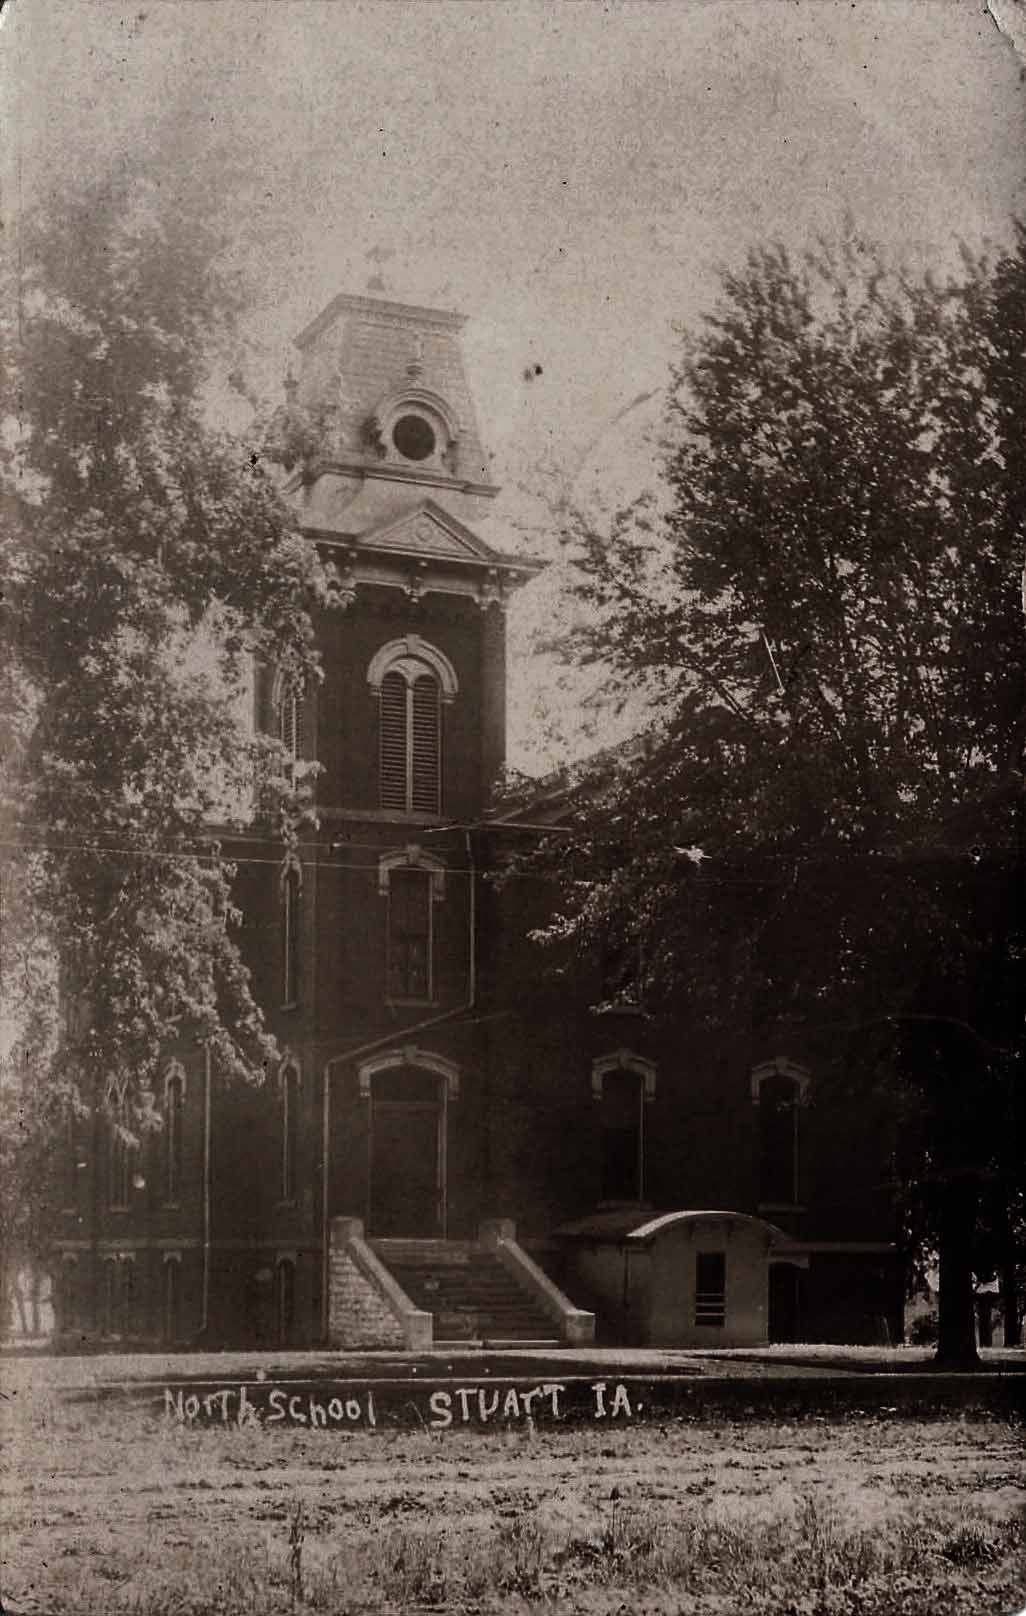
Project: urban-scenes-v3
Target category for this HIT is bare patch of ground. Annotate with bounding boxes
[2,1371,1023,1615]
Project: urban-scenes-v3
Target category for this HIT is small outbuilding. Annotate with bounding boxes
[556,1208,796,1347]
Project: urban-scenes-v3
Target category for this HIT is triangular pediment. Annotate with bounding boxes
[358,500,508,567]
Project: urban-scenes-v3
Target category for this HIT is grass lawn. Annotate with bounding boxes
[2,1368,1024,1615]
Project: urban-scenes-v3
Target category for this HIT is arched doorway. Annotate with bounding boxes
[363,1057,455,1237]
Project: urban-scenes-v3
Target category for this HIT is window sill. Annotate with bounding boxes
[161,1202,182,1212]
[281,1001,299,1013]
[758,1203,807,1214]
[385,997,439,1010]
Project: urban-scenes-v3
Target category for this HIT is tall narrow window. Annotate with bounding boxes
[280,1064,300,1203]
[694,1252,726,1327]
[275,676,304,787]
[282,864,301,1007]
[369,638,456,815]
[102,1256,135,1337]
[163,1257,180,1344]
[387,867,433,1000]
[599,1068,645,1202]
[410,675,440,812]
[277,1258,296,1345]
[758,1073,801,1206]
[379,670,440,812]
[59,1255,79,1335]
[102,1258,119,1336]
[108,1094,130,1210]
[164,1069,185,1205]
[62,1107,79,1212]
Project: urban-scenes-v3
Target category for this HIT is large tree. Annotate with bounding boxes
[0,161,326,1320]
[534,228,1026,1367]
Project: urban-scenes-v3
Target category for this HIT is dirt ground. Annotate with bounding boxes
[2,1364,1024,1615]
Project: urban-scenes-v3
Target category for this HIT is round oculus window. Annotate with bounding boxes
[392,414,437,462]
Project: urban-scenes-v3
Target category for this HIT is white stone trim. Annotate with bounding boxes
[366,635,458,702]
[277,1052,302,1087]
[750,1057,812,1105]
[377,385,463,443]
[358,1045,460,1100]
[162,1059,187,1102]
[591,1049,657,1102]
[278,852,304,894]
[377,844,446,900]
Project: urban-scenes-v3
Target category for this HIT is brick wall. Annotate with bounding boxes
[327,1247,406,1349]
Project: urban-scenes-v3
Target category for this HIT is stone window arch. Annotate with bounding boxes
[357,1045,461,1101]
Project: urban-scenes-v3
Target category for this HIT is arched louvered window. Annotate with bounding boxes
[379,664,441,813]
[273,674,304,787]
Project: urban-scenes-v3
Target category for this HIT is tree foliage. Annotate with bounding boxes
[0,163,327,1295]
[535,228,1026,1363]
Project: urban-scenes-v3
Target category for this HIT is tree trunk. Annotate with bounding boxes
[934,1176,981,1369]
[1000,1259,1021,1347]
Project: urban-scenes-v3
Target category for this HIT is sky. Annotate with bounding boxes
[4,0,1025,766]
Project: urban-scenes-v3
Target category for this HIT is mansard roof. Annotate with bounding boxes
[291,292,492,485]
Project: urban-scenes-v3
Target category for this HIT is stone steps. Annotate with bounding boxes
[371,1241,558,1343]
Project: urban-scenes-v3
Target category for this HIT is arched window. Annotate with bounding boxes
[163,1065,185,1205]
[280,1062,300,1204]
[62,1106,79,1212]
[367,638,458,816]
[591,1052,657,1205]
[752,1059,810,1209]
[273,672,304,787]
[277,1257,296,1346]
[281,860,301,1007]
[163,1254,181,1344]
[102,1255,135,1338]
[378,848,445,1003]
[107,1089,131,1211]
[59,1254,79,1335]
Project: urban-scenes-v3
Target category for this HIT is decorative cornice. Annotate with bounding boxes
[294,294,466,352]
[298,458,500,499]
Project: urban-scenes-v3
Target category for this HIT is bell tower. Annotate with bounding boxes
[276,293,542,819]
